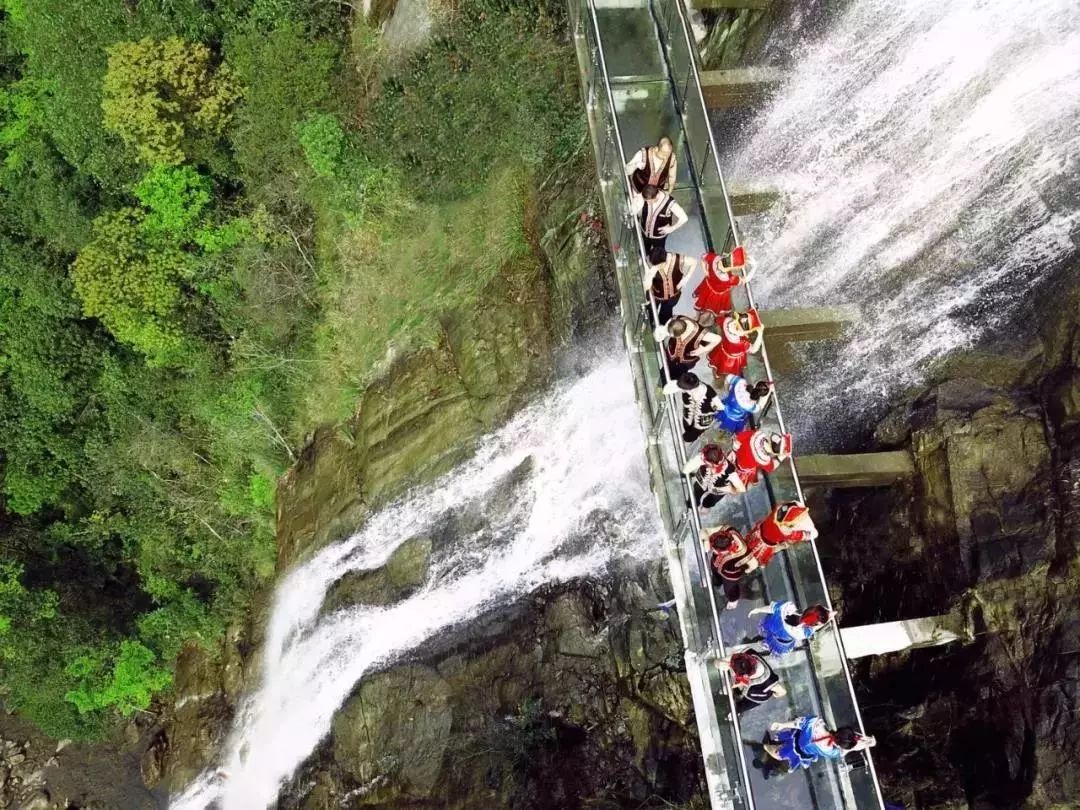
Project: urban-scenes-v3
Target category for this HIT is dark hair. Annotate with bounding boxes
[834,727,859,750]
[641,183,659,200]
[648,245,668,265]
[702,444,723,464]
[658,136,674,149]
[749,381,770,400]
[730,653,756,677]
[802,605,830,625]
[678,371,699,390]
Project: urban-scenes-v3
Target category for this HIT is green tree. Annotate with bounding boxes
[134,164,212,235]
[69,208,195,366]
[64,640,172,717]
[102,37,241,166]
[225,24,342,193]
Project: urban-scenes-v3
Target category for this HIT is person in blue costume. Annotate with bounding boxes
[746,601,832,656]
[714,374,771,434]
[762,716,875,777]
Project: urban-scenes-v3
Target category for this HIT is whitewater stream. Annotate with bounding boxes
[171,353,659,809]
[733,0,1080,433]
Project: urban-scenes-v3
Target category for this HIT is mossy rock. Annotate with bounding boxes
[323,535,433,612]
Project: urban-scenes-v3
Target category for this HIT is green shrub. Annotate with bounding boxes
[225,24,342,192]
[70,208,196,366]
[364,6,578,200]
[296,112,346,178]
[64,640,172,717]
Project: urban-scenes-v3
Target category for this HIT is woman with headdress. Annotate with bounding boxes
[715,649,786,711]
[746,601,832,656]
[693,246,754,316]
[762,716,876,776]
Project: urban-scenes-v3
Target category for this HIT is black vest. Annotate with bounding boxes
[631,147,674,193]
[639,195,674,240]
[651,255,684,301]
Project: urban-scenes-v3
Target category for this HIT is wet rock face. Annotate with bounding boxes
[276,568,704,809]
[275,263,553,571]
[825,284,1080,808]
[330,666,453,803]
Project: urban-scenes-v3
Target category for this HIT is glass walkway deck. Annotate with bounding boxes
[568,0,886,807]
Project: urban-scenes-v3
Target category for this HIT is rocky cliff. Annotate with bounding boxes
[278,569,703,809]
[819,278,1080,808]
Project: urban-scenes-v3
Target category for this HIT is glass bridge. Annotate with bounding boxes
[568,0,886,807]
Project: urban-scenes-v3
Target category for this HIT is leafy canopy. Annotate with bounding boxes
[70,208,195,366]
[102,37,241,165]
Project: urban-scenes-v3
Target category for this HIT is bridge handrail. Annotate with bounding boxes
[581,1,759,805]
[659,2,884,802]
[575,0,884,805]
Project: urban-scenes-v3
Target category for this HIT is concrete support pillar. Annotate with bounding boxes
[841,613,971,659]
[691,0,771,8]
[700,67,785,109]
[728,186,780,217]
[795,451,914,488]
[760,306,857,373]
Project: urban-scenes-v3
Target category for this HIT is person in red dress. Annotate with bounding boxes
[745,501,818,569]
[721,429,793,496]
[693,246,755,316]
[708,308,764,377]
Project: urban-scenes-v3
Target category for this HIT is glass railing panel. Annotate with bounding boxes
[664,8,694,107]
[611,80,694,191]
[680,75,713,183]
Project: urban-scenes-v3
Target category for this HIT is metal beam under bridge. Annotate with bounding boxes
[760,306,857,373]
[691,0,771,8]
[795,451,915,488]
[700,67,785,109]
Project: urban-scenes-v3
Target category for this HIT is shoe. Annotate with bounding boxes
[726,600,739,611]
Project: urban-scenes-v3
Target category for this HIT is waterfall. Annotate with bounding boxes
[170,350,659,809]
[733,0,1080,433]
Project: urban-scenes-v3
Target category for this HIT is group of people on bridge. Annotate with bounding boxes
[627,137,876,778]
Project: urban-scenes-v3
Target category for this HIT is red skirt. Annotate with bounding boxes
[708,343,748,376]
[693,277,735,315]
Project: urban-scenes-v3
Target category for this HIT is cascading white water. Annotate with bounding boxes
[734,0,1080,431]
[171,352,660,809]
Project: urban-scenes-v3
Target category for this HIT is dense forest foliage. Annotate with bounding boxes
[0,0,580,738]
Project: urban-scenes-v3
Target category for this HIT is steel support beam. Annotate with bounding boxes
[841,613,970,659]
[759,306,857,372]
[795,451,915,488]
[691,0,771,9]
[700,67,785,109]
[728,186,780,216]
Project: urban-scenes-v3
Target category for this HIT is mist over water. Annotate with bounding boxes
[733,0,1080,433]
[171,351,659,809]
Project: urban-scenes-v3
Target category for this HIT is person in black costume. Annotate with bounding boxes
[644,246,697,326]
[625,136,678,193]
[715,649,786,712]
[632,183,688,255]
